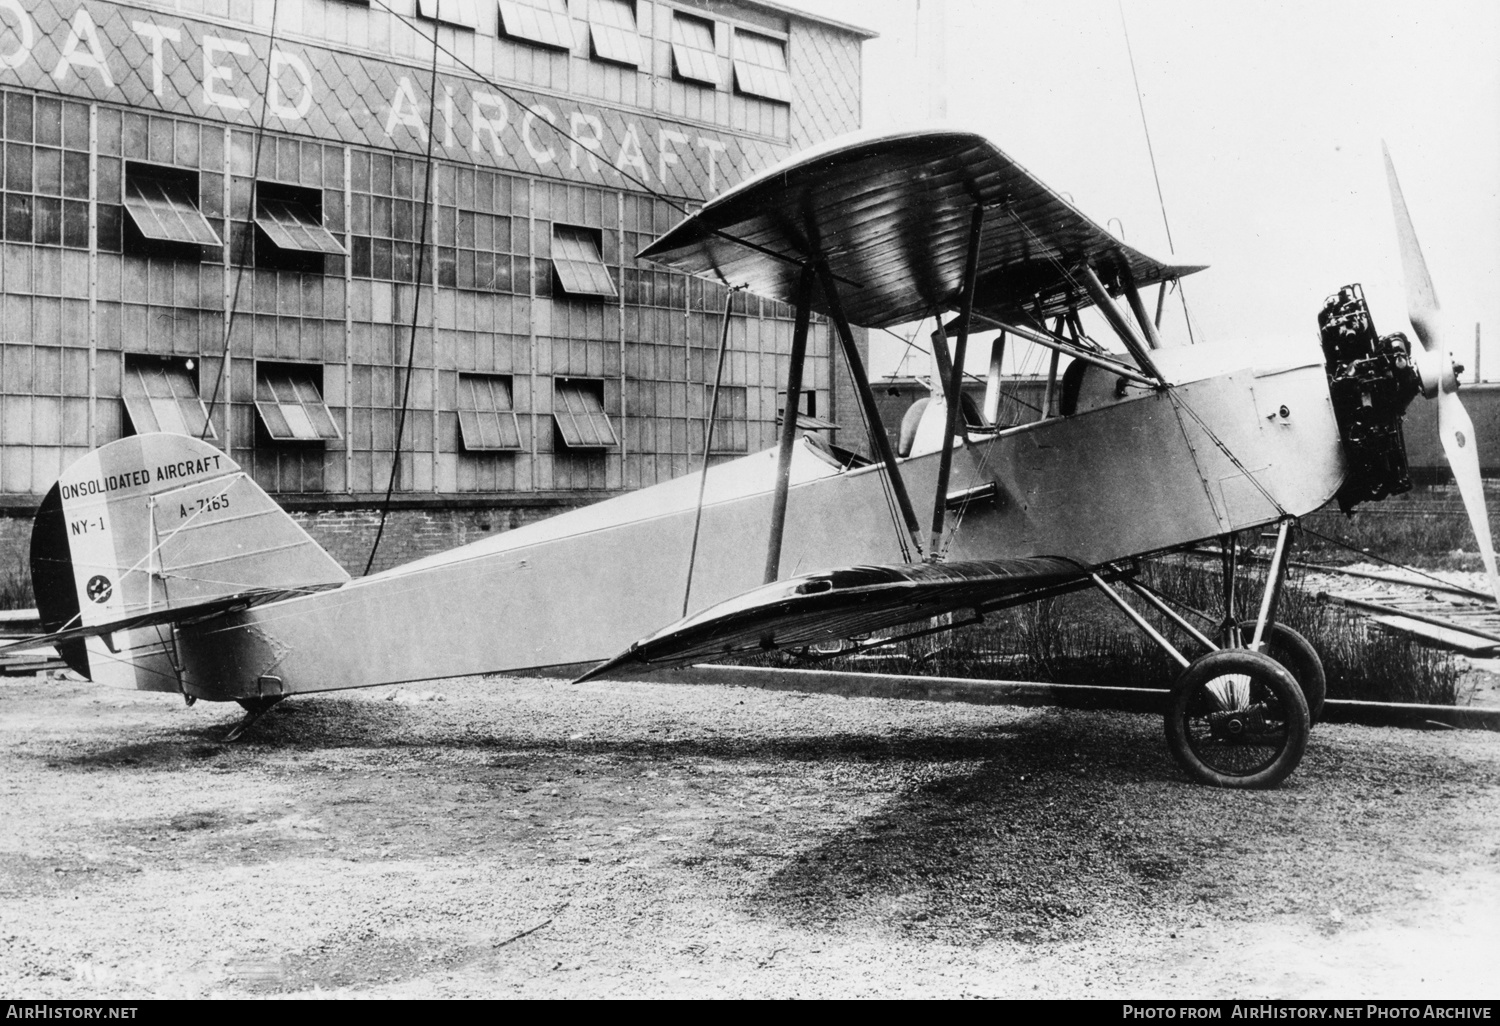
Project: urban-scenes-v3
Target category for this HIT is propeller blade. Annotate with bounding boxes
[1437,388,1500,607]
[1382,143,1443,356]
[1385,145,1498,606]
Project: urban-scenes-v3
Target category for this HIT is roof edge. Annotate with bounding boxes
[729,1,880,40]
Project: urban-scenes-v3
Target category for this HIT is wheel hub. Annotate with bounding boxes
[1207,705,1278,744]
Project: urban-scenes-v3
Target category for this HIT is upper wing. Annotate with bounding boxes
[577,556,1087,681]
[639,128,1205,328]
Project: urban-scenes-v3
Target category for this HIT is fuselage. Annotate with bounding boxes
[76,342,1345,700]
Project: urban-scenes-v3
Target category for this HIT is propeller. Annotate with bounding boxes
[1383,144,1500,608]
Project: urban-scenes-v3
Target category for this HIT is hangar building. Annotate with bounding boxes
[0,0,872,573]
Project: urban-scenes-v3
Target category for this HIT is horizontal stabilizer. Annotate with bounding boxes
[0,591,281,657]
[578,556,1086,681]
[31,433,349,679]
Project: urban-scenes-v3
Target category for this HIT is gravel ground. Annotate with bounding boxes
[1,672,1498,999]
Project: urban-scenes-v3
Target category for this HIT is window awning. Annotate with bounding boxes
[732,29,792,103]
[498,0,573,50]
[254,366,341,441]
[123,175,222,246]
[671,13,718,86]
[457,375,523,450]
[589,0,642,66]
[553,380,617,448]
[255,197,347,255]
[551,226,617,298]
[416,0,479,28]
[122,361,216,440]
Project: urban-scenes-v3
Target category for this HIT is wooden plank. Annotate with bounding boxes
[1369,615,1500,654]
[0,609,41,634]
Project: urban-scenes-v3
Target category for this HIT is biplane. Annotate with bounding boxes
[18,129,1494,789]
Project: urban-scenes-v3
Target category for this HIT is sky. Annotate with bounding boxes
[778,0,1500,379]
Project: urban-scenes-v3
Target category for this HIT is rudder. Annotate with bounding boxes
[30,433,349,681]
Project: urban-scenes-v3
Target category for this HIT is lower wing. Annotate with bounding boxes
[578,556,1088,681]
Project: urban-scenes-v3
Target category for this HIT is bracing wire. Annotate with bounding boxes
[366,0,690,224]
[681,286,741,616]
[1117,0,1196,345]
[362,18,444,577]
[361,0,856,294]
[200,0,283,436]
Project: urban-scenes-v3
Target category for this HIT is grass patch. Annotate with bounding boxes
[748,542,1460,706]
[0,550,33,610]
[1300,484,1500,572]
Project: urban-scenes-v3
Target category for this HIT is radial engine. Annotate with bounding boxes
[1318,284,1422,512]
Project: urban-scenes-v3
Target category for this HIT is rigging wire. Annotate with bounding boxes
[1165,389,1288,517]
[365,0,676,207]
[839,319,913,563]
[1117,0,1197,345]
[362,0,871,296]
[681,286,741,616]
[362,17,445,576]
[936,324,1061,558]
[199,0,283,437]
[1001,202,1287,521]
[1297,523,1485,595]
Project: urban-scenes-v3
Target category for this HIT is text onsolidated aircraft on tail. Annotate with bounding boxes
[20,129,1492,789]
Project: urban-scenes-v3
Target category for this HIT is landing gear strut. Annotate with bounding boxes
[1090,517,1322,787]
[1215,522,1327,724]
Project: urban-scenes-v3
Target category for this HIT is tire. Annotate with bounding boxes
[1224,621,1327,726]
[1165,649,1310,789]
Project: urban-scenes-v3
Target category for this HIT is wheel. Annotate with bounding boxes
[1222,621,1327,726]
[1165,649,1310,788]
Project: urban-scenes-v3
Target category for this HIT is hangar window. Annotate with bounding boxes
[254,363,341,442]
[703,384,748,453]
[553,378,617,449]
[671,13,718,86]
[550,225,617,298]
[731,29,791,103]
[121,163,221,256]
[587,0,641,67]
[457,373,523,451]
[416,0,479,29]
[497,0,573,51]
[253,182,345,273]
[122,355,216,440]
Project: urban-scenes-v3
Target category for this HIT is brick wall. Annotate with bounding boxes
[288,502,590,576]
[0,498,600,602]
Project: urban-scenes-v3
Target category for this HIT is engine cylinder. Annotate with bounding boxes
[1318,284,1420,511]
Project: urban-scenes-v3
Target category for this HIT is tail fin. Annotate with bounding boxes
[30,433,348,679]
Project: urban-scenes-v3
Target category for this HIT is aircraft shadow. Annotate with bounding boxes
[728,711,1204,943]
[733,724,1495,944]
[43,697,415,770]
[35,691,1483,951]
[48,693,1046,769]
